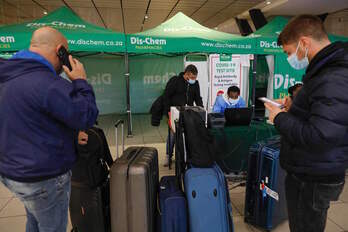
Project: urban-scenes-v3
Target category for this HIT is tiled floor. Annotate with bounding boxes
[1,114,348,231]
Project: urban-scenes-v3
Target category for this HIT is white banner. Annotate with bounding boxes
[209,54,243,108]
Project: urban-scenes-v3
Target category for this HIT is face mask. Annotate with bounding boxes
[287,41,309,70]
[228,96,240,105]
[188,79,196,85]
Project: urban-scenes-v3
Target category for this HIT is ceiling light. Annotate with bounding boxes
[144,15,149,19]
[43,11,48,15]
[266,1,271,5]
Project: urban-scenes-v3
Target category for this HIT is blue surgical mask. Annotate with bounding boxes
[287,41,309,70]
[228,96,240,105]
[188,79,196,85]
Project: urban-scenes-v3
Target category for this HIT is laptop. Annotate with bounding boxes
[224,108,253,126]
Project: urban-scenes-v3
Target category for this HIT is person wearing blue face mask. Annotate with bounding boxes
[264,15,348,232]
[162,64,203,167]
[212,86,246,114]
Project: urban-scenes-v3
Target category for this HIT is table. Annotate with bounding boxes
[210,121,278,173]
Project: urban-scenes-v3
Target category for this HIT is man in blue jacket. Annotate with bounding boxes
[212,86,246,114]
[0,27,98,231]
[265,15,348,232]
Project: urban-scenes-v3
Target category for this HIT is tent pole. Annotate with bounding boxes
[125,53,133,137]
[252,55,258,119]
[120,0,132,137]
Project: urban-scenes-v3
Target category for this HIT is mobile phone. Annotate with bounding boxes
[57,46,72,71]
[258,97,284,109]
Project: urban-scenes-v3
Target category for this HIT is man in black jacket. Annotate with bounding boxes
[163,64,203,166]
[265,15,348,232]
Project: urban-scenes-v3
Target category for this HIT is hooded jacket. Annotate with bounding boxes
[0,50,98,182]
[274,42,348,182]
[163,72,203,113]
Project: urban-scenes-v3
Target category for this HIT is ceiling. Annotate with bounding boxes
[263,0,348,16]
[0,0,265,33]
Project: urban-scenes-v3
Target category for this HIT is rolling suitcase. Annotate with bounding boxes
[244,136,287,231]
[110,146,159,232]
[70,181,110,232]
[184,164,234,232]
[158,176,188,232]
[70,125,114,232]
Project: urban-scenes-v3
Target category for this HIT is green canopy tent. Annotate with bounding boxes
[0,7,128,127]
[249,16,348,55]
[246,16,348,105]
[123,12,258,134]
[126,12,255,54]
[0,6,126,53]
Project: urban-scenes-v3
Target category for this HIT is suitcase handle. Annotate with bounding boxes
[115,120,125,159]
[125,147,144,178]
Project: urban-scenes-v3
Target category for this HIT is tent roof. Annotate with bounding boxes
[137,12,242,40]
[0,7,125,53]
[250,16,289,40]
[249,16,348,54]
[126,12,254,54]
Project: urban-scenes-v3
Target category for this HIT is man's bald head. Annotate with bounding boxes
[30,27,67,48]
[29,27,68,74]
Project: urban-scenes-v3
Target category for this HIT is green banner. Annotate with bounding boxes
[80,55,126,115]
[274,53,304,98]
[0,7,125,53]
[129,54,184,113]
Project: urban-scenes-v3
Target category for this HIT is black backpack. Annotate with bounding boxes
[71,127,113,188]
[182,109,215,168]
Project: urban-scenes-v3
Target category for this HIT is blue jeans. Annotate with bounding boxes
[0,171,71,232]
[166,126,175,159]
[285,174,344,232]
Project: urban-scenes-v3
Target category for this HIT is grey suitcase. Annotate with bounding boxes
[110,146,159,232]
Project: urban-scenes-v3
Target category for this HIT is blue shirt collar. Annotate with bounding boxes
[11,50,57,75]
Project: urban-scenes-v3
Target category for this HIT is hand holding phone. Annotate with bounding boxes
[258,97,284,109]
[60,52,87,81]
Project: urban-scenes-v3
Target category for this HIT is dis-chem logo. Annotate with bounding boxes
[26,21,86,29]
[0,35,15,49]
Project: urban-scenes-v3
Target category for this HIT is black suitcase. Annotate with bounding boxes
[70,123,121,232]
[70,180,110,232]
[244,136,287,231]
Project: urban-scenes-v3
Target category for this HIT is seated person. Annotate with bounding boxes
[213,86,246,113]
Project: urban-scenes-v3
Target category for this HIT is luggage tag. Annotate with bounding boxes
[259,181,279,201]
[264,185,279,201]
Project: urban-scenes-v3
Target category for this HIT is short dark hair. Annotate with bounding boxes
[184,64,198,76]
[278,15,328,46]
[227,86,240,95]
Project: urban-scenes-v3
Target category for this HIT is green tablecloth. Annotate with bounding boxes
[210,121,278,173]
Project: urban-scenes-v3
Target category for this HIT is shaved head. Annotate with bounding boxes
[29,27,68,74]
